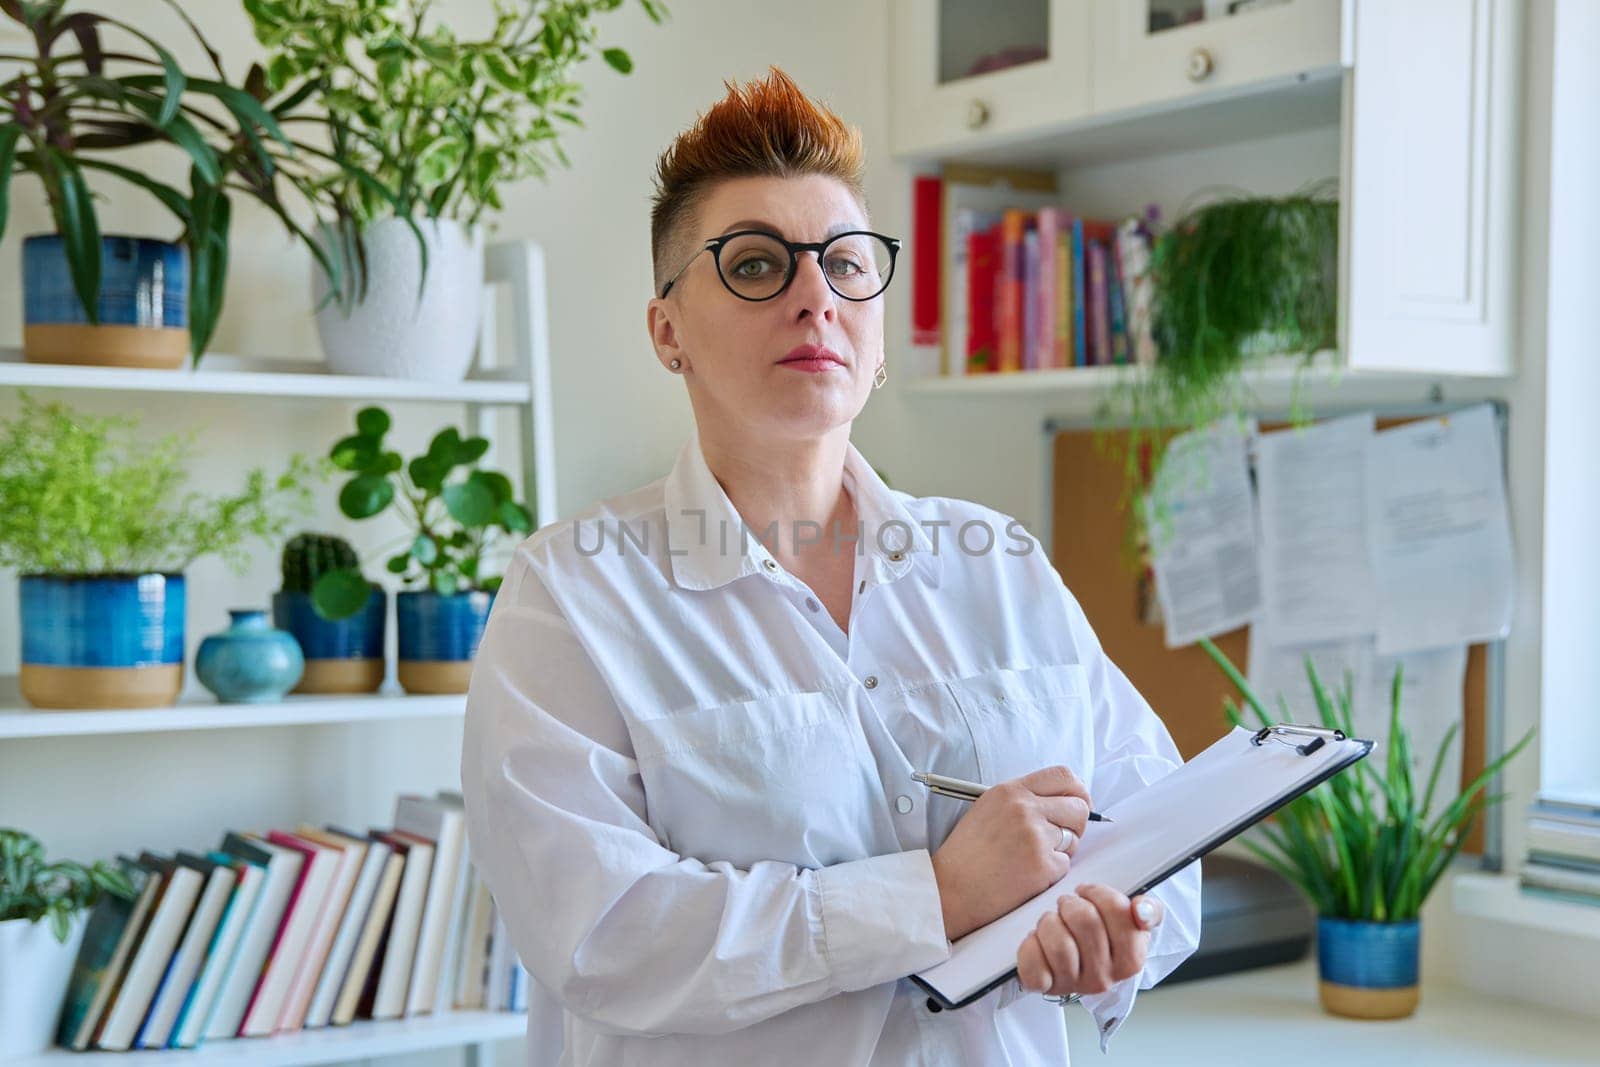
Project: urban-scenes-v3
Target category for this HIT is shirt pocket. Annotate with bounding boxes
[629,690,881,870]
[943,663,1096,789]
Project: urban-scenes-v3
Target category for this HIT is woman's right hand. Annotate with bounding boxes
[929,765,1092,942]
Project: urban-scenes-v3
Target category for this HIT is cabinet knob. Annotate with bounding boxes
[1186,47,1215,82]
[966,99,990,130]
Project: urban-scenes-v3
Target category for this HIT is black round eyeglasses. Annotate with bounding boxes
[658,229,901,302]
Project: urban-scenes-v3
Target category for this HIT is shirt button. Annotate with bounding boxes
[895,794,914,814]
[888,550,906,562]
[863,675,878,690]
[805,596,820,612]
[762,558,778,573]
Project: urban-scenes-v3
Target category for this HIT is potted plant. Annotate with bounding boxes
[1103,186,1339,533]
[0,0,343,368]
[244,0,665,382]
[0,828,132,1057]
[315,406,532,694]
[272,532,387,694]
[1200,638,1534,1019]
[0,393,314,709]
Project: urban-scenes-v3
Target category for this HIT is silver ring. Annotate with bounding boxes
[1055,825,1073,852]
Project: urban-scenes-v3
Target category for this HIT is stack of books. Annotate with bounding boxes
[910,173,1159,377]
[1519,796,1600,907]
[55,790,529,1052]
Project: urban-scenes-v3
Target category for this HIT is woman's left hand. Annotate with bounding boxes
[1015,884,1164,998]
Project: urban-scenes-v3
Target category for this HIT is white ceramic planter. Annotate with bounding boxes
[0,912,87,1056]
[313,218,485,383]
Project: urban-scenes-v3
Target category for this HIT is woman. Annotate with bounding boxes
[461,68,1200,1066]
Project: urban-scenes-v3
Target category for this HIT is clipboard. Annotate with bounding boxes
[910,723,1372,1012]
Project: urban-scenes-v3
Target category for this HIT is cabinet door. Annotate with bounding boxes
[1090,0,1341,114]
[1344,0,1520,376]
[889,0,1090,159]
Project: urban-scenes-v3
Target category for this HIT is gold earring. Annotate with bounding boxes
[669,358,682,372]
[872,363,887,389]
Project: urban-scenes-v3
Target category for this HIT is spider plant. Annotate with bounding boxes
[1199,637,1534,921]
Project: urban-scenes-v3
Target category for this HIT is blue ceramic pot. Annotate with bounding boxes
[1316,917,1421,1019]
[195,609,305,704]
[22,234,189,368]
[18,573,185,709]
[396,590,494,694]
[272,588,387,694]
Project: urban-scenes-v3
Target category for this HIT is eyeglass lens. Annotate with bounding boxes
[717,233,895,301]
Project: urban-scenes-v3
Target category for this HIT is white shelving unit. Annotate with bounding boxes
[903,352,1348,396]
[11,1012,526,1067]
[0,681,465,739]
[5,240,555,1067]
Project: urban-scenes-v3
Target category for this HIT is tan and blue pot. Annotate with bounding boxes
[22,234,189,368]
[19,573,185,709]
[396,590,493,695]
[272,588,387,694]
[1317,917,1421,1019]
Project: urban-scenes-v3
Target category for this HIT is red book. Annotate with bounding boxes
[911,175,942,346]
[966,225,1001,374]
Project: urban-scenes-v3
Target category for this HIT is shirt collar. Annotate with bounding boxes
[662,434,941,593]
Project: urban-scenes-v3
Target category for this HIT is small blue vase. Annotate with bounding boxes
[396,590,494,695]
[22,234,189,368]
[1317,917,1421,1019]
[196,609,305,704]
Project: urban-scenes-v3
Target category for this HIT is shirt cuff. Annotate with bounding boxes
[815,848,951,992]
[1078,975,1139,1052]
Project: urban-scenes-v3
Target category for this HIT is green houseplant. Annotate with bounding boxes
[0,828,132,1057]
[1102,186,1339,558]
[1199,637,1534,1019]
[315,405,532,694]
[272,532,387,694]
[0,0,340,367]
[0,393,315,708]
[243,0,666,382]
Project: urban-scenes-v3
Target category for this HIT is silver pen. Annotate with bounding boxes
[911,771,1113,822]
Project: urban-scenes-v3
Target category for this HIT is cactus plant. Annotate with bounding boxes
[280,532,372,620]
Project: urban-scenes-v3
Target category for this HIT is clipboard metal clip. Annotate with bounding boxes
[1252,723,1346,756]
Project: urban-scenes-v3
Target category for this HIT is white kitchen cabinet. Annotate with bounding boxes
[1089,0,1341,115]
[1344,0,1521,376]
[889,0,1091,159]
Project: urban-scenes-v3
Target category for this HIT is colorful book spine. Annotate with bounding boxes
[1069,217,1088,366]
[1087,240,1110,365]
[997,210,1029,372]
[911,175,942,347]
[1108,236,1131,365]
[1022,227,1039,371]
[966,225,1001,373]
[1036,208,1059,370]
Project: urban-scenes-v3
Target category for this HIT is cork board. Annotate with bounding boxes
[1049,417,1490,853]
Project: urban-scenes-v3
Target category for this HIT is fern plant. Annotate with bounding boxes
[1198,637,1534,921]
[0,829,133,943]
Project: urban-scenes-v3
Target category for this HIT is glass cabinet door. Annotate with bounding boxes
[936,0,1051,84]
[1090,0,1341,115]
[891,0,1091,159]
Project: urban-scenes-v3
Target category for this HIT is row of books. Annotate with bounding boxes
[909,173,1160,377]
[1518,795,1600,907]
[56,790,529,1053]
[954,206,1158,375]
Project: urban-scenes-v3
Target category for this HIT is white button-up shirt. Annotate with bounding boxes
[461,433,1201,1066]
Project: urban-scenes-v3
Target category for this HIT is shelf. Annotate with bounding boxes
[896,67,1343,170]
[1452,871,1600,942]
[0,681,466,738]
[12,1011,525,1067]
[905,352,1350,396]
[0,349,531,406]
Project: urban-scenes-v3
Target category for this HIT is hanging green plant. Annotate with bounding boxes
[1099,183,1340,567]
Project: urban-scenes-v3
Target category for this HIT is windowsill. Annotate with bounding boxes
[1452,870,1600,940]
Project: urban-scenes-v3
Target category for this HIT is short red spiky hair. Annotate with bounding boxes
[650,66,867,295]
